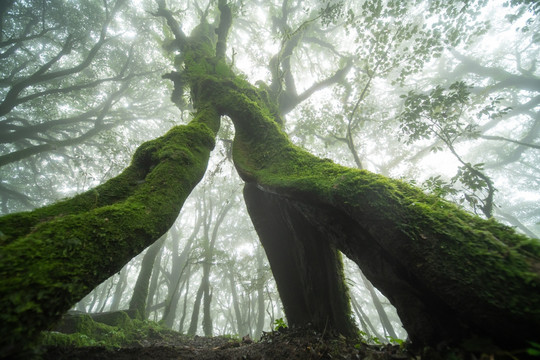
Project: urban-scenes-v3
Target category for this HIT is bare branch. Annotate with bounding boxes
[481,134,540,150]
[0,81,131,167]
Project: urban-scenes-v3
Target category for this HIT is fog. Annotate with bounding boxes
[1,0,538,341]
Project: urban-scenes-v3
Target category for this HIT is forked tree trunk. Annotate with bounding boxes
[1,2,539,357]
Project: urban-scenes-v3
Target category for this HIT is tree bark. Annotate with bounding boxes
[128,236,165,319]
[213,75,540,348]
[0,109,218,355]
[244,183,357,337]
[1,2,539,356]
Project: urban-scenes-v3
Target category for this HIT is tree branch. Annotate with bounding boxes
[452,50,540,93]
[215,0,232,58]
[480,134,540,150]
[0,80,130,167]
[152,1,187,49]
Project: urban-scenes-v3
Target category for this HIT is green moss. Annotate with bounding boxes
[0,11,235,356]
[199,69,540,344]
[0,117,218,356]
[40,315,176,350]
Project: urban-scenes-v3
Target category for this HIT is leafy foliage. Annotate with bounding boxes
[399,82,472,145]
[273,317,288,331]
[528,341,540,356]
[398,82,500,217]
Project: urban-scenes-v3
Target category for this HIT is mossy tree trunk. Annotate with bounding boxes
[0,114,218,355]
[0,4,222,353]
[211,73,540,348]
[167,3,537,347]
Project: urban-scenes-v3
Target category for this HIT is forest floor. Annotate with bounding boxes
[36,312,528,359]
[40,327,412,360]
[39,329,528,360]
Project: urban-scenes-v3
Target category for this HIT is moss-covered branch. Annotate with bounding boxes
[0,108,219,356]
[206,76,540,349]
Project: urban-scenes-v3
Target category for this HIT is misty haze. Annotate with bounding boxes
[0,0,539,359]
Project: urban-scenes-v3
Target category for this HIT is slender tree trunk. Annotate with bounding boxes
[162,215,200,328]
[187,193,232,335]
[128,236,166,319]
[187,274,205,336]
[226,308,237,334]
[228,266,247,336]
[360,272,398,339]
[98,278,115,313]
[265,286,276,329]
[254,250,266,340]
[350,292,384,340]
[110,265,129,311]
[87,291,99,313]
[350,297,370,335]
[178,264,192,333]
[202,284,213,337]
[145,243,165,316]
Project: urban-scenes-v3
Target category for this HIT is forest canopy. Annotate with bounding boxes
[0,0,539,358]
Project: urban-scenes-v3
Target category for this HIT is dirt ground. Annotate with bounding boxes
[39,325,531,359]
[40,328,412,360]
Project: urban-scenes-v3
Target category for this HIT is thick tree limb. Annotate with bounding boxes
[207,76,540,348]
[0,107,219,356]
